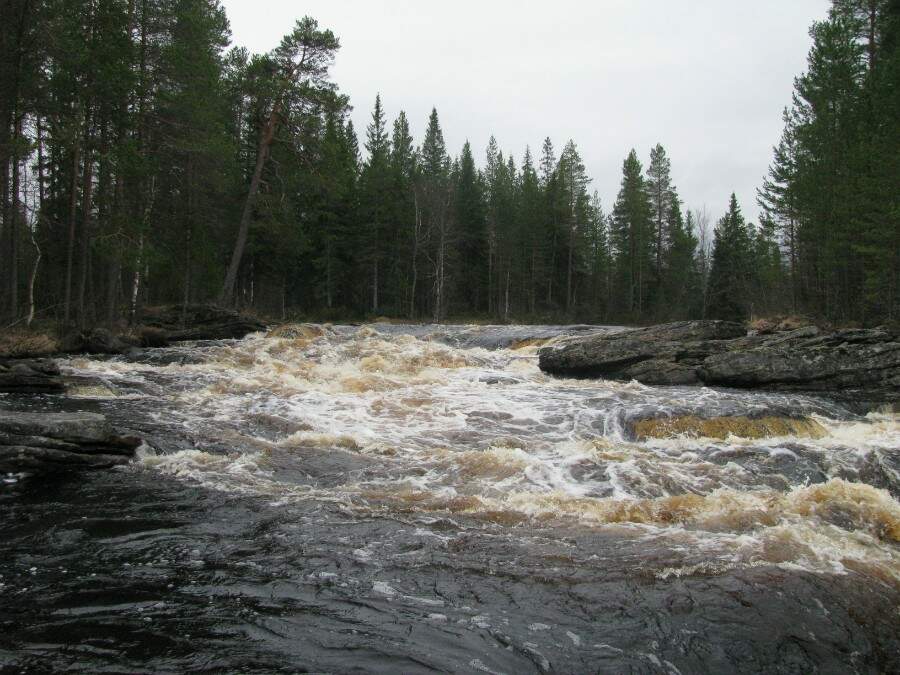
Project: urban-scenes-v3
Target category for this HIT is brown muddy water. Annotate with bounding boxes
[1,323,898,673]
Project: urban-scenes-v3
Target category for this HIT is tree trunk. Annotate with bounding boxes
[409,192,420,319]
[26,230,40,327]
[77,130,94,328]
[63,139,81,326]
[8,119,20,321]
[372,259,378,314]
[220,98,283,306]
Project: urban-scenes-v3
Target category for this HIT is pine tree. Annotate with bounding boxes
[646,143,676,311]
[558,140,591,314]
[220,16,340,306]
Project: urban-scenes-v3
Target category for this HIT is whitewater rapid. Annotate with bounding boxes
[58,323,900,585]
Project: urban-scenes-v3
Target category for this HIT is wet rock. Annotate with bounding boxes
[0,358,65,394]
[699,328,899,398]
[0,411,142,473]
[628,415,827,441]
[138,304,266,341]
[539,321,899,404]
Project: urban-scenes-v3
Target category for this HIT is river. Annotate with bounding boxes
[1,323,898,673]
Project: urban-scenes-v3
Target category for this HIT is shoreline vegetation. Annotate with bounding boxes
[0,1,897,331]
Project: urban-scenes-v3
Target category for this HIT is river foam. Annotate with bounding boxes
[60,323,899,583]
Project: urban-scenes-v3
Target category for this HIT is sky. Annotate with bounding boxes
[220,0,830,223]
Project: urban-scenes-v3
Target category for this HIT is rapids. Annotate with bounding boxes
[1,323,898,673]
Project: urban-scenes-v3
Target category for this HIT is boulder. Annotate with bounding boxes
[60,327,132,355]
[0,411,141,472]
[539,321,900,405]
[0,359,65,394]
[138,304,266,341]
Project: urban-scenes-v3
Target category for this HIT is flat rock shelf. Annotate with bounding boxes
[539,320,900,409]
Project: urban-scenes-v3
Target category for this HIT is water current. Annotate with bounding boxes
[1,323,898,673]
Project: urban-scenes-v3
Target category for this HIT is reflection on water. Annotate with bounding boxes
[1,323,898,673]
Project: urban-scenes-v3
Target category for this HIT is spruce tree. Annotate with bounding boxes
[611,149,653,319]
[453,141,487,313]
[706,194,753,321]
[360,94,391,313]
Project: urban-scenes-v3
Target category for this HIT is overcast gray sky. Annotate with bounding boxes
[220,0,829,222]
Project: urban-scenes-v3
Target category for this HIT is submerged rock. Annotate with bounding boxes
[0,411,142,473]
[539,321,899,405]
[628,415,827,441]
[0,358,65,394]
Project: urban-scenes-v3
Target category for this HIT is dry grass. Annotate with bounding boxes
[0,331,60,358]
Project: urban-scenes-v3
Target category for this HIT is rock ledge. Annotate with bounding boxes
[0,411,142,473]
[539,320,899,405]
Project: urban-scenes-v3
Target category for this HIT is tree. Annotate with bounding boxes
[453,140,486,312]
[660,195,701,319]
[706,194,753,321]
[646,143,676,311]
[220,17,339,306]
[359,93,391,313]
[416,107,451,320]
[611,149,653,319]
[558,140,591,314]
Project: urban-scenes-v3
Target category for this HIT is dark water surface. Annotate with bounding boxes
[1,324,898,673]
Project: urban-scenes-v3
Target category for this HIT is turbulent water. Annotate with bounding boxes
[2,323,899,673]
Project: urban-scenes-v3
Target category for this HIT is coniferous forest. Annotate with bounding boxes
[0,0,897,328]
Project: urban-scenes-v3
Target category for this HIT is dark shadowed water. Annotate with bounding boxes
[1,324,898,673]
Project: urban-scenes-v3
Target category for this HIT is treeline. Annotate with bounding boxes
[757,0,900,323]
[0,0,896,328]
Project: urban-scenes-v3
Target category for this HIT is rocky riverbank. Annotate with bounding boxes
[0,304,266,359]
[538,320,899,408]
[0,411,143,473]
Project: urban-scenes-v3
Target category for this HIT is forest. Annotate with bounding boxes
[0,0,897,328]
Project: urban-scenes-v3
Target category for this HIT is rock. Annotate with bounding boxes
[539,320,900,404]
[0,359,65,394]
[538,321,746,384]
[60,327,132,355]
[0,411,142,473]
[628,415,827,441]
[138,304,266,341]
[749,315,819,335]
[135,325,170,348]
